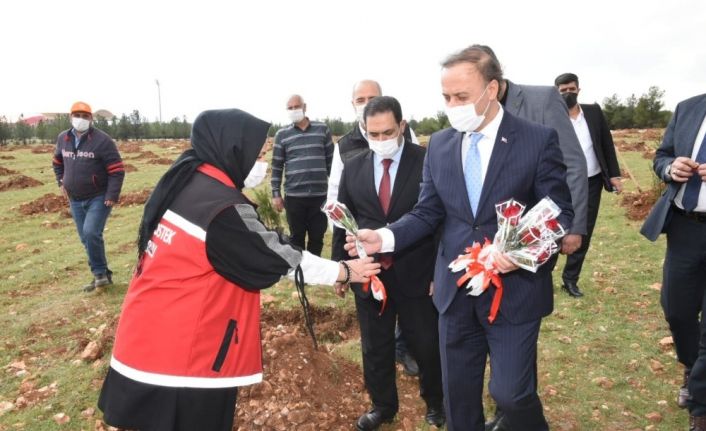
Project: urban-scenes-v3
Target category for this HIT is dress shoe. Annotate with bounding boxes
[679,368,692,409]
[485,411,509,431]
[355,409,394,431]
[425,405,445,427]
[691,415,706,431]
[395,350,419,377]
[562,281,584,298]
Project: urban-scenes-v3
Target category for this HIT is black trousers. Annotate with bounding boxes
[562,174,604,284]
[354,271,443,416]
[284,195,327,256]
[660,212,706,415]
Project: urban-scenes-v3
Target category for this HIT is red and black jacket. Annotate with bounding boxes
[111,164,302,388]
[52,127,124,201]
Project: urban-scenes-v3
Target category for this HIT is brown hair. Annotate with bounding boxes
[441,44,503,85]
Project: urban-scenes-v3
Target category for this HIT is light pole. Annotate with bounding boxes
[155,79,162,123]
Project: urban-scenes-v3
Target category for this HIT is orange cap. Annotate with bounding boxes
[70,101,92,114]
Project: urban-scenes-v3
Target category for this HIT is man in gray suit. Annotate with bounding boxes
[474,45,588,431]
[641,93,706,430]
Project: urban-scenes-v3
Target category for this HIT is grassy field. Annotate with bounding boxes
[0,132,687,430]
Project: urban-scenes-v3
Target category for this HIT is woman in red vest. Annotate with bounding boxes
[98,109,379,431]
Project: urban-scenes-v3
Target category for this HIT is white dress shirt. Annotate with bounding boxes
[674,113,706,212]
[377,106,504,253]
[571,108,602,177]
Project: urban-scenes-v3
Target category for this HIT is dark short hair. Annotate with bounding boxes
[555,73,579,88]
[363,96,402,124]
[442,44,503,85]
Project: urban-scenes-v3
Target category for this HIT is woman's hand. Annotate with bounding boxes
[340,257,380,284]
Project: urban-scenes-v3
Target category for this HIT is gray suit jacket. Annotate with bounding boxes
[504,81,588,234]
[641,93,706,241]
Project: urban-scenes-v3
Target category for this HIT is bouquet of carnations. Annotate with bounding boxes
[322,201,387,313]
[448,197,566,323]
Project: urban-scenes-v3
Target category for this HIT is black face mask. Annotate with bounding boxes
[562,92,578,109]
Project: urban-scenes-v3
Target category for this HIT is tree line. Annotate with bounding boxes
[0,110,192,145]
[0,86,673,145]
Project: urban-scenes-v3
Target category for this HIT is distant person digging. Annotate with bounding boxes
[52,101,125,292]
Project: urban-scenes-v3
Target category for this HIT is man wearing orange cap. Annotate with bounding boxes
[52,102,125,291]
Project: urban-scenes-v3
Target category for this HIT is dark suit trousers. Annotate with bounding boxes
[562,174,604,283]
[354,270,443,416]
[284,195,327,256]
[660,212,706,414]
[439,288,548,431]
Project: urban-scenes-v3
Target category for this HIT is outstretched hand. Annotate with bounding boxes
[344,229,383,257]
[345,257,381,283]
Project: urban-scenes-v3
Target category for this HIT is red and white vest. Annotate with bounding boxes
[111,164,262,388]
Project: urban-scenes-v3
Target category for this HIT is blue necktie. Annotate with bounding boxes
[682,133,706,212]
[464,132,484,216]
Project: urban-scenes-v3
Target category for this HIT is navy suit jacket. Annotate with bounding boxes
[641,94,706,241]
[389,111,573,323]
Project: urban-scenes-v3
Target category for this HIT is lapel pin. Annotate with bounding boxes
[501,136,508,144]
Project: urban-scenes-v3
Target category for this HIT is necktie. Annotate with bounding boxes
[682,133,706,212]
[464,132,484,215]
[379,159,392,215]
[378,158,393,269]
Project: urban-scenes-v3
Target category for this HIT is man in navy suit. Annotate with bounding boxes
[641,94,706,430]
[346,45,573,430]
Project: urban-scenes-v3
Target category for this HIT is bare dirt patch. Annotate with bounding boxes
[16,189,151,216]
[235,306,426,430]
[620,190,658,220]
[130,151,160,160]
[118,189,151,206]
[0,165,18,175]
[147,157,174,165]
[30,145,55,154]
[123,164,138,172]
[0,175,44,192]
[18,193,70,217]
[0,154,16,159]
[118,142,144,153]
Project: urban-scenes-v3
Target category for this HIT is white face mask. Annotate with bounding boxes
[354,103,367,123]
[444,84,491,133]
[287,109,305,123]
[71,117,91,133]
[368,133,402,159]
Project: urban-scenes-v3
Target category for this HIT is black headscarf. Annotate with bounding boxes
[136,109,270,259]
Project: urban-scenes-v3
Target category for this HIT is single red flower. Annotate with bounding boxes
[545,218,559,231]
[503,204,522,218]
[330,206,345,221]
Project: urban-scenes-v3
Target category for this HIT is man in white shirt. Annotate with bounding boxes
[554,73,622,298]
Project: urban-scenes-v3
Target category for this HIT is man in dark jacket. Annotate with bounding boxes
[554,73,622,298]
[52,101,125,291]
[332,97,444,430]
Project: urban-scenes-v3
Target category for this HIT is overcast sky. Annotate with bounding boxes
[2,0,704,126]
